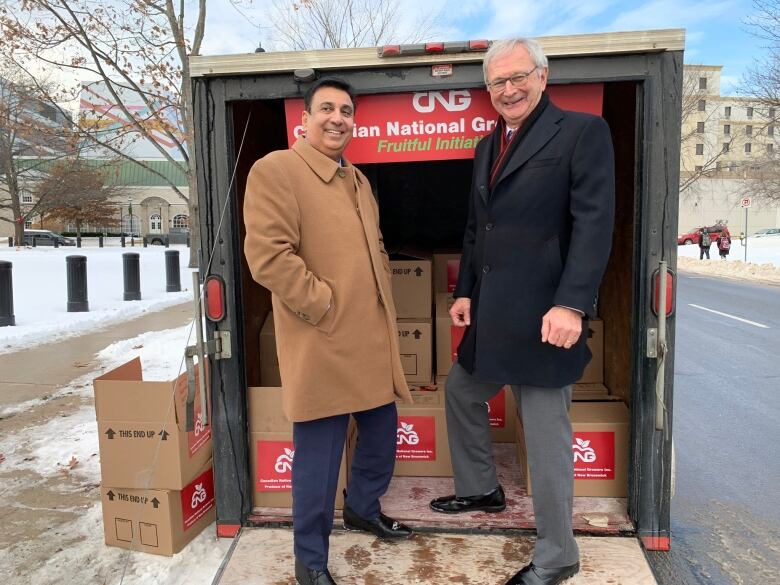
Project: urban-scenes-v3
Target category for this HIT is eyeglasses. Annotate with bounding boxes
[486,67,539,93]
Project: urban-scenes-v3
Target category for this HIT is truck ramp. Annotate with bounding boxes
[214,528,657,585]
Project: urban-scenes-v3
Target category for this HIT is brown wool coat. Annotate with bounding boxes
[244,138,412,422]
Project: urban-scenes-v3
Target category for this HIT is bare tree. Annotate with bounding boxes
[265,0,439,50]
[0,0,206,265]
[741,0,780,202]
[36,158,124,236]
[0,75,74,243]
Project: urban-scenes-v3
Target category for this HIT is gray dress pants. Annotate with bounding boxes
[445,362,579,568]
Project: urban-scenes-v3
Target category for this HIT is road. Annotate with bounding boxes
[647,273,780,584]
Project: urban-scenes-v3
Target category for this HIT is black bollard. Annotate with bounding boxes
[32,236,36,248]
[0,261,15,326]
[66,255,89,312]
[121,234,126,247]
[186,234,191,248]
[123,252,141,301]
[8,236,12,247]
[54,237,59,249]
[76,235,82,248]
[165,250,181,292]
[99,234,104,248]
[143,238,148,248]
[164,236,170,249]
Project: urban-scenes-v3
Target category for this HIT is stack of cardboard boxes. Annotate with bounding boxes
[93,358,215,556]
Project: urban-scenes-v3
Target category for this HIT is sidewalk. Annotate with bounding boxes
[0,300,194,409]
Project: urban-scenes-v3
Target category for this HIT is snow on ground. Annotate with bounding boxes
[0,240,196,355]
[0,324,233,585]
[676,235,780,284]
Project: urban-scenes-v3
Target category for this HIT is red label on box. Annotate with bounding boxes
[256,440,295,492]
[180,468,215,530]
[188,401,212,456]
[450,326,466,362]
[572,432,615,480]
[446,260,460,293]
[487,388,506,428]
[396,416,436,461]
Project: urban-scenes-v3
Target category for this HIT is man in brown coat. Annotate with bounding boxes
[244,78,413,585]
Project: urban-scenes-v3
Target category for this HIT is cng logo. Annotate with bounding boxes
[274,448,295,473]
[397,422,420,445]
[412,90,472,113]
[572,437,597,463]
[190,482,207,508]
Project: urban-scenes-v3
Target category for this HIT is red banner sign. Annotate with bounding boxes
[487,388,507,429]
[572,431,615,480]
[396,416,436,461]
[285,84,603,164]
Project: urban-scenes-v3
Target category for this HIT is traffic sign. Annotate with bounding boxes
[741,197,752,208]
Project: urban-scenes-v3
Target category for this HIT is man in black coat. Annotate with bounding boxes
[429,38,615,585]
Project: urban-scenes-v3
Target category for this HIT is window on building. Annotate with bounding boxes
[747,106,754,118]
[698,99,706,111]
[22,194,33,203]
[150,214,162,232]
[24,220,32,229]
[122,214,139,235]
[695,143,704,155]
[768,143,774,154]
[696,122,705,133]
[722,142,730,153]
[746,125,753,136]
[698,77,707,89]
[745,142,752,153]
[724,124,731,135]
[730,161,737,171]
[695,165,703,172]
[769,125,775,137]
[172,214,189,229]
[725,106,732,117]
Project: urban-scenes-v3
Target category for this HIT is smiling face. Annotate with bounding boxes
[486,45,548,129]
[301,86,355,160]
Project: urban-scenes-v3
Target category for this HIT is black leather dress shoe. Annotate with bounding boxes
[342,503,413,540]
[429,485,506,514]
[295,557,338,584]
[505,561,580,585]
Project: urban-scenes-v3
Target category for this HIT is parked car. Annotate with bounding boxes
[143,228,190,246]
[677,224,729,245]
[23,229,75,246]
[752,228,780,238]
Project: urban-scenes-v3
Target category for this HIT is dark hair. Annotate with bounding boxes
[303,77,357,112]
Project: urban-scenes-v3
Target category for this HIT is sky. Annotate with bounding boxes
[199,0,767,95]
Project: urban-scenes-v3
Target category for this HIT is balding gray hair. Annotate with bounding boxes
[483,38,549,83]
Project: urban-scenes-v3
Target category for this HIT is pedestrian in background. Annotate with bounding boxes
[699,228,712,260]
[717,231,731,260]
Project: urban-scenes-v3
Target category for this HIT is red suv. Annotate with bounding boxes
[677,225,729,245]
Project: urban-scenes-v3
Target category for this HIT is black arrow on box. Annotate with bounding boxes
[413,329,422,340]
[159,430,170,441]
[414,267,423,277]
[151,498,160,509]
[105,429,115,439]
[107,490,115,501]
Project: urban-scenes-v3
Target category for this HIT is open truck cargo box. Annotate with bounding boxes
[190,29,682,559]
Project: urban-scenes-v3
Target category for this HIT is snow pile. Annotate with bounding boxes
[676,236,780,284]
[0,245,195,354]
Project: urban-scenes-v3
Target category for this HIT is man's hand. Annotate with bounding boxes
[541,306,582,349]
[449,297,471,327]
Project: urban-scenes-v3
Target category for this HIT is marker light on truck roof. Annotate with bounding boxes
[205,275,226,322]
[378,40,491,58]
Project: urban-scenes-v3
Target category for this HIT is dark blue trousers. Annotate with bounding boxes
[292,401,398,570]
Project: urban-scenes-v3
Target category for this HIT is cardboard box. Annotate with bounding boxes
[93,358,212,490]
[515,401,629,497]
[390,259,432,319]
[259,312,279,386]
[435,293,465,377]
[573,383,621,401]
[101,461,216,556]
[394,387,452,477]
[433,253,461,294]
[397,319,433,384]
[576,318,604,384]
[247,387,347,509]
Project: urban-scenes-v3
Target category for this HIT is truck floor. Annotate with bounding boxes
[214,528,657,584]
